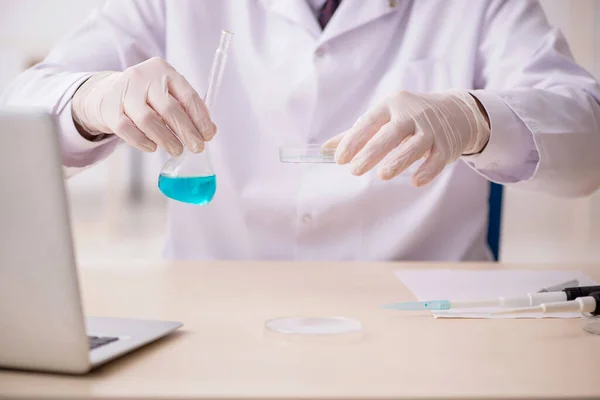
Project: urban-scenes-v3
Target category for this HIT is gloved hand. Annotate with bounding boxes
[72,57,215,156]
[323,90,490,186]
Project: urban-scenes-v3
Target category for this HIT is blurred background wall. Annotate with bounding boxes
[0,0,599,264]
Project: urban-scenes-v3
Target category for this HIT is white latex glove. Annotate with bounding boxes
[72,57,215,156]
[323,90,490,186]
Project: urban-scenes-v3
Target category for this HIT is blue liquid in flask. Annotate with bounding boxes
[158,174,217,205]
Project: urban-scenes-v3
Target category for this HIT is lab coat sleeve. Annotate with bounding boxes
[0,0,165,174]
[462,0,600,197]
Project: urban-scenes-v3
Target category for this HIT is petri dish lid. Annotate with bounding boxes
[279,144,336,163]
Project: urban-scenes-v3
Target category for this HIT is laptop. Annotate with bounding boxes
[0,111,182,374]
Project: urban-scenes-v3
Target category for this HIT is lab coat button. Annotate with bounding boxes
[388,0,397,8]
[315,47,327,58]
[302,214,312,224]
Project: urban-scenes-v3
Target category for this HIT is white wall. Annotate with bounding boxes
[0,0,599,263]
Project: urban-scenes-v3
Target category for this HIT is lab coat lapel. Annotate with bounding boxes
[260,0,322,39]
[319,0,405,43]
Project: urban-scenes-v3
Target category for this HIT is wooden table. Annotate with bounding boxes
[1,261,599,399]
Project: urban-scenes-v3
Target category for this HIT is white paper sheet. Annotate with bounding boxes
[394,270,597,319]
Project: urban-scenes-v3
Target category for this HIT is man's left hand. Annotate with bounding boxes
[323,90,490,186]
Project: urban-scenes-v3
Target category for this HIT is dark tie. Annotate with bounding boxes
[318,0,341,29]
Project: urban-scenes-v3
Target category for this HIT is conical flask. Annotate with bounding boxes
[158,30,233,205]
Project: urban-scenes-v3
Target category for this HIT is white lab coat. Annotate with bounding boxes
[2,0,600,261]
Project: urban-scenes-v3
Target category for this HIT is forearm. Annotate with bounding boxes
[464,86,600,197]
[0,0,165,174]
[465,0,600,197]
[1,66,121,172]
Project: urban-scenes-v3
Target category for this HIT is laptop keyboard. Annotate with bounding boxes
[88,335,119,350]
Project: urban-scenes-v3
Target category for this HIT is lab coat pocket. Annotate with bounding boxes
[375,58,452,97]
[402,58,452,93]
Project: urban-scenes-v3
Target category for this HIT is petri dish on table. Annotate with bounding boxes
[279,144,336,164]
[265,316,362,335]
[583,313,600,335]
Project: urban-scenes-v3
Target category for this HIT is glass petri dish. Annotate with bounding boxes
[279,144,336,163]
[265,316,362,335]
[583,313,600,335]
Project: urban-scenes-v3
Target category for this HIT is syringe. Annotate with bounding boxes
[382,285,600,311]
[493,292,600,317]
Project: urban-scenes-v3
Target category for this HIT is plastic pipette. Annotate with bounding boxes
[382,285,600,311]
[382,293,562,311]
[493,292,600,317]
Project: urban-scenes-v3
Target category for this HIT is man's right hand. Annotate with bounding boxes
[72,57,215,156]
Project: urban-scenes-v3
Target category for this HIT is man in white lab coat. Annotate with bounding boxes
[2,0,600,261]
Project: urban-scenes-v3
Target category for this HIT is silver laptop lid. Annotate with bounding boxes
[0,111,90,373]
